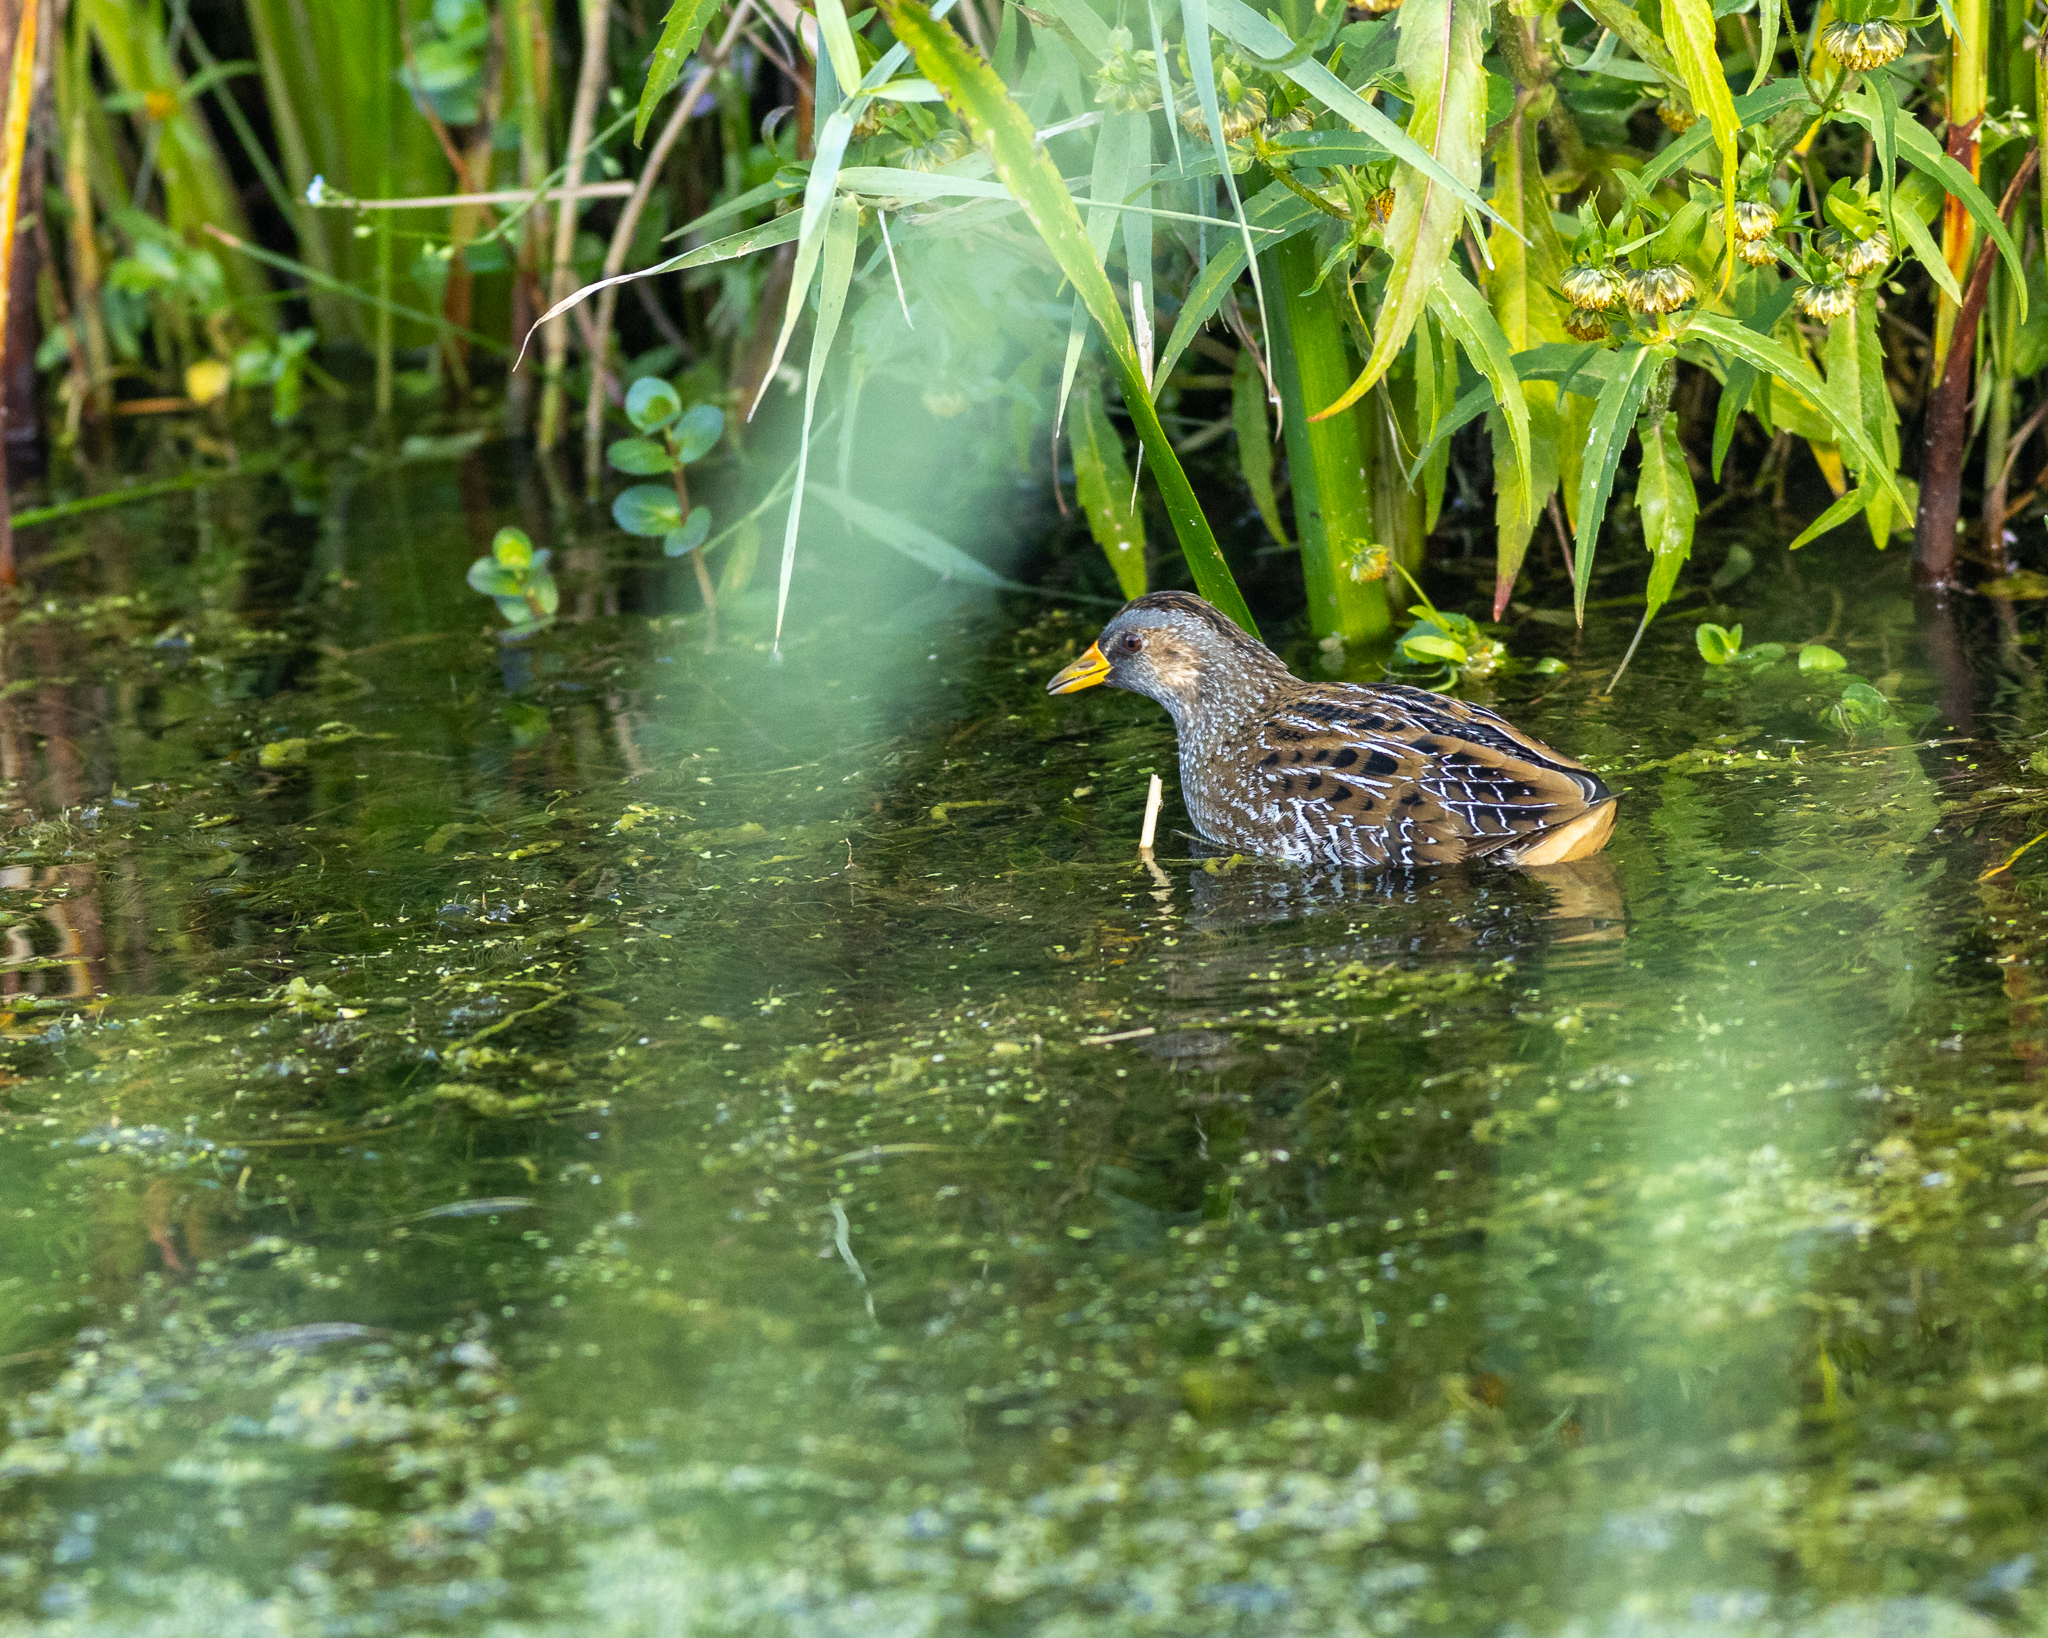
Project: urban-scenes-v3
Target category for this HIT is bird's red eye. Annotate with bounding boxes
[1120,632,1143,653]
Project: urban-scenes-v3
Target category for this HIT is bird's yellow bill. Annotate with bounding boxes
[1046,643,1110,695]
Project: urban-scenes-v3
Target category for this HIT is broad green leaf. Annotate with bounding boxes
[882,0,1254,633]
[636,0,726,143]
[1402,632,1468,663]
[773,195,860,654]
[1686,311,1912,516]
[625,376,682,432]
[613,483,684,536]
[1231,347,1287,547]
[1798,642,1848,671]
[808,484,1025,587]
[1572,344,1666,623]
[1207,0,1504,231]
[1314,0,1486,420]
[1787,486,1872,549]
[467,560,521,596]
[1070,382,1149,599]
[672,403,726,464]
[1696,622,1740,664]
[664,508,712,557]
[607,436,674,475]
[1636,411,1697,617]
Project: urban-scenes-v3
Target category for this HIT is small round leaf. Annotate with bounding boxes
[612,483,683,537]
[607,436,674,475]
[663,508,712,557]
[625,376,682,433]
[492,526,535,569]
[1401,633,1468,664]
[670,403,725,464]
[468,557,522,596]
[1797,643,1846,672]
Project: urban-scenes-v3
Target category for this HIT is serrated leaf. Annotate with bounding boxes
[1686,311,1912,517]
[613,483,684,537]
[1572,344,1666,623]
[1636,411,1697,617]
[1837,87,2025,307]
[607,437,674,475]
[1313,0,1486,420]
[1429,265,1533,529]
[636,0,726,143]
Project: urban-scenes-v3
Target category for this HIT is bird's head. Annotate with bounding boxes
[1045,592,1283,720]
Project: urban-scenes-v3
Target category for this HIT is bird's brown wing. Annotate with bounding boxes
[1243,682,1614,866]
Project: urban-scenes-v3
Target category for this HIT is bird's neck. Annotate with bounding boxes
[1165,649,1292,746]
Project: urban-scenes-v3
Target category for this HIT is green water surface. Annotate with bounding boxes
[1,451,2046,1638]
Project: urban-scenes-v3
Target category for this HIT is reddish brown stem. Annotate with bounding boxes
[1914,146,2039,589]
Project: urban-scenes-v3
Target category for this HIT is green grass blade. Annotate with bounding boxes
[1071,382,1150,598]
[774,197,861,657]
[809,485,1029,587]
[1180,0,1271,359]
[1231,348,1288,546]
[1747,0,1780,92]
[1153,184,1317,390]
[525,213,803,347]
[881,0,1255,633]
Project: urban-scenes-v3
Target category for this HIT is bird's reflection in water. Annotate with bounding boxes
[1133,847,1626,1018]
